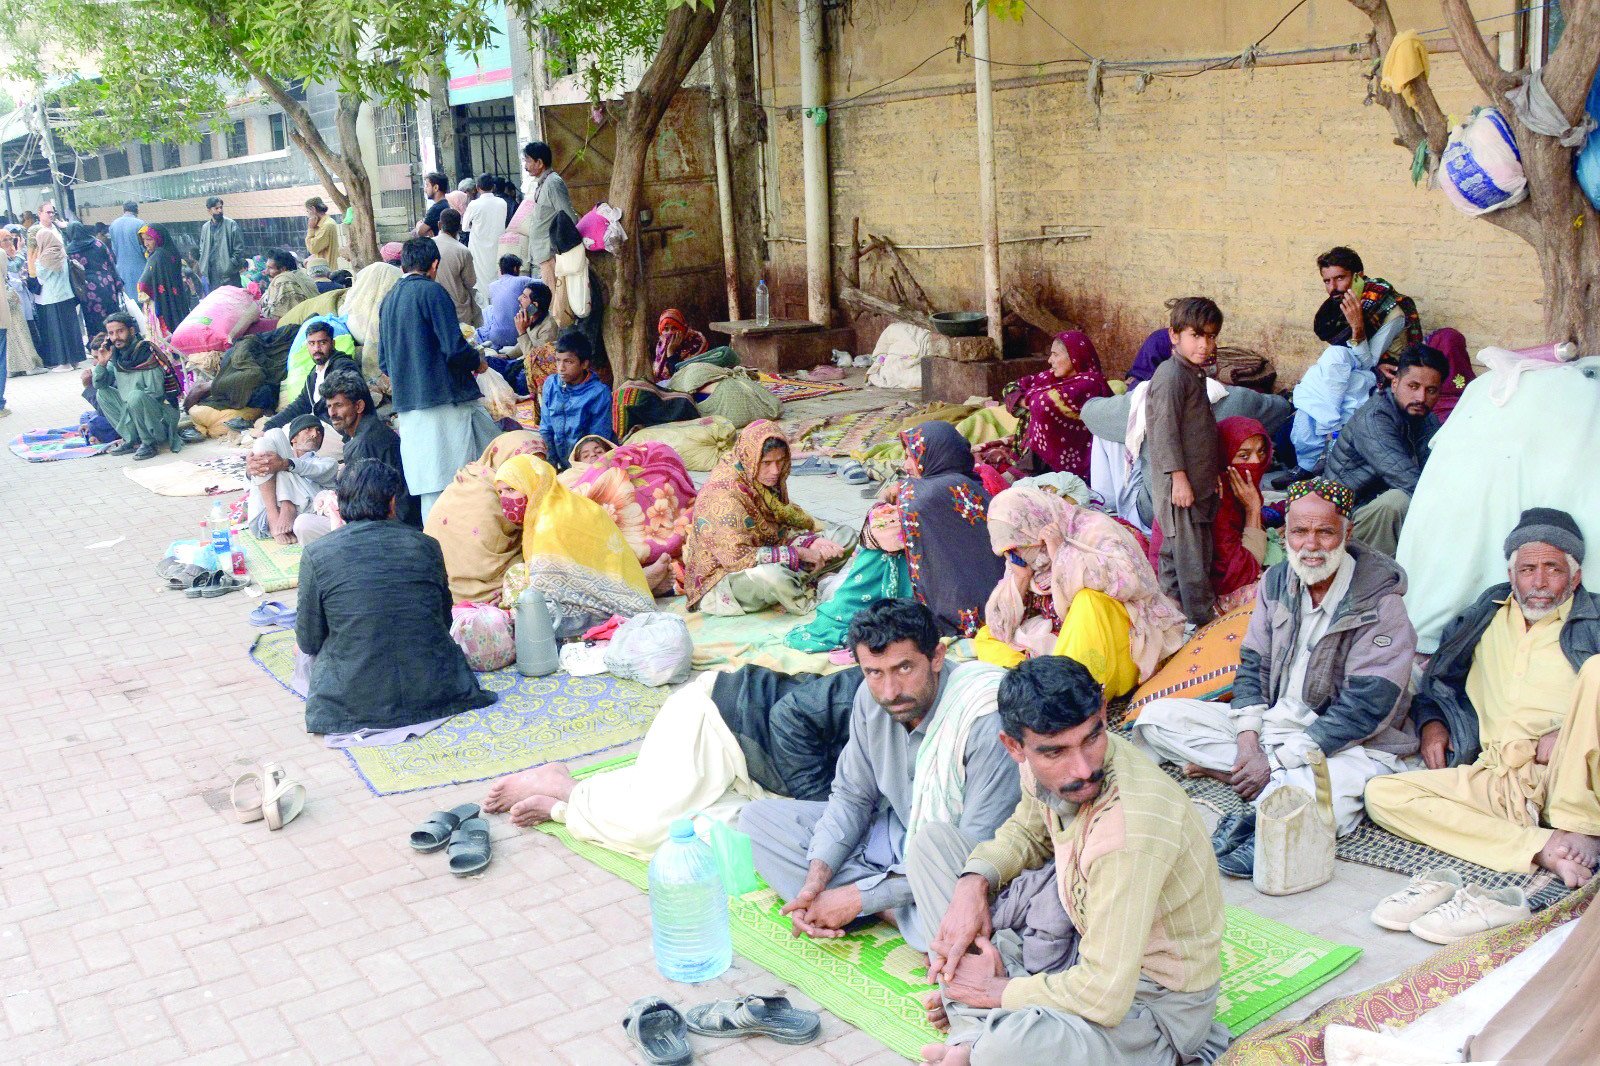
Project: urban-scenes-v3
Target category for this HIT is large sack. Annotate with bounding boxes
[603,613,693,687]
[696,368,782,429]
[624,415,736,471]
[1441,108,1527,216]
[169,286,258,356]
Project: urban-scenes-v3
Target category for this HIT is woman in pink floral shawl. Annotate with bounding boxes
[1005,330,1112,478]
[561,440,698,566]
[977,484,1185,695]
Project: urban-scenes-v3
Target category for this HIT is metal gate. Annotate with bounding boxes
[457,101,518,183]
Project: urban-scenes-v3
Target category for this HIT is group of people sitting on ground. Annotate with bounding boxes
[259,217,1597,1063]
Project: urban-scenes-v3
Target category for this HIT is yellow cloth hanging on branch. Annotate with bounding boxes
[1381,30,1430,109]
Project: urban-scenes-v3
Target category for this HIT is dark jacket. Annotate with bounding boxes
[296,520,492,734]
[1233,541,1418,757]
[264,354,359,430]
[378,274,482,413]
[710,665,862,802]
[1325,389,1438,506]
[342,411,420,529]
[1411,584,1600,767]
[198,215,246,282]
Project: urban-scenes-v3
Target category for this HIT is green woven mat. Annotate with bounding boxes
[249,631,668,795]
[239,531,302,592]
[538,756,1361,1057]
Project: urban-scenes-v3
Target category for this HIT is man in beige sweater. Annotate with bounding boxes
[910,655,1230,1065]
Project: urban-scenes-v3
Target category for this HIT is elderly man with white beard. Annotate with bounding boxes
[1132,478,1419,879]
[1365,509,1600,899]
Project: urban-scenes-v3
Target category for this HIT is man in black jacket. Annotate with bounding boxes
[1366,509,1600,888]
[296,459,492,735]
[288,370,418,544]
[1325,344,1447,555]
[260,320,358,434]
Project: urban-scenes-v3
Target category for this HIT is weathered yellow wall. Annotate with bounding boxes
[761,0,1542,378]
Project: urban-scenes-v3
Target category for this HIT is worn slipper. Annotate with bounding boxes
[446,817,492,875]
[201,573,245,598]
[409,803,481,853]
[249,600,296,627]
[839,461,870,485]
[686,994,821,1045]
[621,997,692,1066]
[260,762,307,831]
[166,563,209,591]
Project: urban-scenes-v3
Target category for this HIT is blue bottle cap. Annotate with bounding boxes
[669,818,696,841]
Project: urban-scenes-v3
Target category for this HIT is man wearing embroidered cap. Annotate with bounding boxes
[1132,478,1418,879]
[1366,508,1600,894]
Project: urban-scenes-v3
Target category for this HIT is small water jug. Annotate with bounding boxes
[513,590,559,677]
[648,819,732,983]
[1252,748,1336,896]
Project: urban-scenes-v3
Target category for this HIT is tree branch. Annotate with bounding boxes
[286,129,350,212]
[1540,0,1600,115]
[1440,0,1517,105]
[1347,0,1449,155]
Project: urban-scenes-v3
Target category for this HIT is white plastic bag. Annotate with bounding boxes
[603,613,693,687]
[1440,108,1527,216]
[476,366,518,421]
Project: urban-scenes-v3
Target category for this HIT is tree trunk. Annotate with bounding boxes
[234,47,381,266]
[603,1,733,380]
[427,61,460,176]
[1349,0,1600,347]
[719,0,768,312]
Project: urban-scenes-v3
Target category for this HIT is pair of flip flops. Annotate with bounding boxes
[409,803,491,875]
[185,570,245,599]
[622,994,821,1064]
[230,762,306,830]
[248,600,296,628]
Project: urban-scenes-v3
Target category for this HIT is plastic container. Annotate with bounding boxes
[512,589,560,677]
[754,279,770,327]
[209,501,232,560]
[648,819,731,983]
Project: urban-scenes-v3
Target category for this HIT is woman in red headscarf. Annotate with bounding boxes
[1004,330,1112,479]
[652,307,708,380]
[1426,327,1476,423]
[1212,415,1272,613]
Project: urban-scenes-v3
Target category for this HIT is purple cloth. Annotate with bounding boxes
[1126,328,1172,385]
[477,274,538,350]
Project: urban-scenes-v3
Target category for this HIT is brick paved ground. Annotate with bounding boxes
[1,370,1436,1064]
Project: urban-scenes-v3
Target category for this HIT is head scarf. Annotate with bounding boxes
[564,434,615,470]
[423,431,545,604]
[1126,328,1172,384]
[64,222,98,256]
[261,267,321,321]
[1007,330,1111,479]
[682,420,817,607]
[653,307,709,379]
[1287,477,1355,519]
[493,454,654,612]
[984,485,1185,679]
[1426,327,1475,423]
[562,441,699,564]
[1212,416,1272,602]
[32,219,66,272]
[898,421,1004,637]
[136,223,193,334]
[527,280,553,321]
[380,242,404,264]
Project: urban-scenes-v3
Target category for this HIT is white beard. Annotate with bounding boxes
[1288,540,1348,587]
[1514,588,1566,622]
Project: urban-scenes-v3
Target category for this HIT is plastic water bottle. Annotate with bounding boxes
[754,279,770,327]
[209,500,232,562]
[648,819,731,983]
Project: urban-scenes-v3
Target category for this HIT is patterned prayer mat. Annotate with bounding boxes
[239,531,303,593]
[8,425,112,462]
[786,403,918,458]
[1160,764,1572,911]
[249,630,667,795]
[538,755,1362,1059]
[1218,881,1594,1065]
[754,370,857,403]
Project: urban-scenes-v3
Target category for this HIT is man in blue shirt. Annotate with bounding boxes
[540,329,612,468]
[378,238,500,521]
[107,201,145,297]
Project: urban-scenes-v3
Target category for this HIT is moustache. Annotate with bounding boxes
[1060,769,1105,794]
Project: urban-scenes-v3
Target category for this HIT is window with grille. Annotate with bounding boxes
[198,135,213,162]
[138,142,154,172]
[163,143,180,169]
[104,149,129,179]
[270,113,287,152]
[227,120,248,157]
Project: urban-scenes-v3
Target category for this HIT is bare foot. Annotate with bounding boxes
[1183,763,1231,783]
[483,763,572,813]
[643,557,673,595]
[1536,832,1598,888]
[1552,829,1600,868]
[919,1042,969,1065]
[507,793,561,827]
[920,989,949,1033]
[273,530,298,545]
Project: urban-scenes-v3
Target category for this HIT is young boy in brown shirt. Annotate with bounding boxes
[1147,297,1224,625]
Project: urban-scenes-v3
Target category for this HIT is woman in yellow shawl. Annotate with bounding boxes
[681,420,856,616]
[494,453,656,636]
[423,431,546,604]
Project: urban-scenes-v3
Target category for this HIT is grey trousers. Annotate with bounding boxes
[1156,492,1218,625]
[910,821,1230,1065]
[741,797,951,952]
[1352,488,1409,557]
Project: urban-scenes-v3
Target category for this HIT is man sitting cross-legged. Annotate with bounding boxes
[914,655,1229,1066]
[1131,478,1418,878]
[1366,508,1600,889]
[246,414,337,544]
[739,598,1019,949]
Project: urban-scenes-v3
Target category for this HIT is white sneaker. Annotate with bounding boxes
[1371,868,1463,931]
[1408,884,1530,944]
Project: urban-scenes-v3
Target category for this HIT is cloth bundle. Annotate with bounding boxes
[1215,346,1276,393]
[603,613,693,687]
[695,367,782,429]
[169,286,259,356]
[1441,108,1527,216]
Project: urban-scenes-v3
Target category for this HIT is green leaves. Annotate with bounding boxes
[508,0,673,101]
